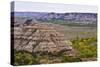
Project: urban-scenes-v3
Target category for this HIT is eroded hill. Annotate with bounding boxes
[13,22,73,54]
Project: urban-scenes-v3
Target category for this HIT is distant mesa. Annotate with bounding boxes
[12,12,97,23]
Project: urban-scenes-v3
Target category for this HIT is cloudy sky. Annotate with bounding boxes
[11,1,97,13]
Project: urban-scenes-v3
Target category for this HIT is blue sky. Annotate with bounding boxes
[11,1,97,13]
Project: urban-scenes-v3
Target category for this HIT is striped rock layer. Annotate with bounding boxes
[13,23,72,54]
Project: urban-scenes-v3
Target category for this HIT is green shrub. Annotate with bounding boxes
[14,50,38,65]
[61,55,81,62]
[71,37,97,58]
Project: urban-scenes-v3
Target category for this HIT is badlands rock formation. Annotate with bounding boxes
[13,22,72,54]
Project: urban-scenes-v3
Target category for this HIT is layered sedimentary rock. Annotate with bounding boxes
[13,22,72,54]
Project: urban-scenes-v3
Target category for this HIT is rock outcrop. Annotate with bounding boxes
[13,22,72,54]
